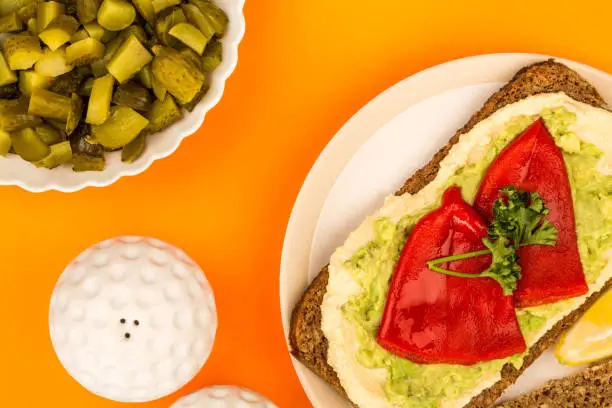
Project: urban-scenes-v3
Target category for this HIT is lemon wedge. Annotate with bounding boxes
[556,289,612,365]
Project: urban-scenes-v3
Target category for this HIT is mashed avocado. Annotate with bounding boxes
[342,107,612,407]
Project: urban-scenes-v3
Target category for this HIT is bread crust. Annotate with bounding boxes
[289,59,608,408]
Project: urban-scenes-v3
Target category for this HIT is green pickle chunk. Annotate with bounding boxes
[76,0,101,24]
[189,0,228,36]
[131,0,155,25]
[28,88,72,121]
[152,0,181,14]
[201,37,222,72]
[0,51,18,87]
[169,23,209,55]
[0,12,24,34]
[38,15,80,51]
[66,93,83,135]
[86,74,114,125]
[35,47,74,77]
[19,70,52,95]
[35,140,72,168]
[107,35,152,83]
[147,94,181,132]
[112,82,152,112]
[0,98,43,131]
[91,106,148,149]
[35,124,64,145]
[37,2,66,33]
[72,153,105,171]
[97,0,136,31]
[151,46,205,104]
[121,133,145,163]
[0,130,12,157]
[66,38,105,66]
[11,127,50,161]
[156,7,187,47]
[3,35,43,70]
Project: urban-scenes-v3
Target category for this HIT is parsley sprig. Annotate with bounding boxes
[427,187,558,295]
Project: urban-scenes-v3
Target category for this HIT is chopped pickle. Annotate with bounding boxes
[152,0,181,14]
[83,22,112,42]
[180,47,202,71]
[138,64,153,88]
[72,152,104,171]
[151,46,205,104]
[0,130,12,156]
[35,124,64,144]
[11,127,50,161]
[49,69,86,95]
[0,84,20,99]
[131,0,155,25]
[112,82,152,112]
[156,7,186,47]
[3,35,43,70]
[0,98,43,131]
[201,37,221,72]
[0,12,24,33]
[106,35,152,83]
[89,59,105,76]
[34,47,73,77]
[169,23,209,55]
[151,74,166,100]
[76,0,100,24]
[147,94,180,132]
[119,25,147,43]
[70,28,89,43]
[78,76,94,96]
[189,0,228,36]
[97,0,136,31]
[70,123,103,155]
[19,70,52,95]
[66,38,105,66]
[182,82,208,112]
[35,140,72,168]
[38,15,80,50]
[28,88,72,120]
[0,51,18,87]
[27,18,37,35]
[181,3,214,39]
[0,0,35,16]
[90,106,148,149]
[37,2,66,33]
[121,132,145,163]
[17,2,38,21]
[66,92,83,134]
[86,73,113,124]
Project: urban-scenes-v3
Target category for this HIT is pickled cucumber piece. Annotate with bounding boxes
[66,38,105,66]
[147,94,180,132]
[90,106,148,148]
[49,69,86,95]
[0,51,18,87]
[28,88,72,120]
[3,35,43,70]
[97,0,135,31]
[152,0,180,14]
[0,12,24,33]
[119,24,147,43]
[169,23,209,55]
[19,70,52,95]
[201,37,221,72]
[34,47,73,77]
[11,127,50,161]
[0,0,34,16]
[37,2,66,33]
[76,0,100,24]
[138,64,153,88]
[156,7,186,47]
[190,0,228,36]
[35,140,72,168]
[151,46,205,104]
[112,82,152,112]
[0,84,20,99]
[17,2,38,21]
[78,76,94,96]
[151,74,166,100]
[83,22,114,42]
[89,59,105,76]
[39,15,80,50]
[121,132,145,163]
[182,82,207,112]
[181,3,214,39]
[132,0,155,24]
[27,17,38,35]
[106,35,152,83]
[85,74,113,124]
[180,47,202,71]
[0,130,12,157]
[72,152,104,171]
[35,124,64,144]
[66,93,82,135]
[0,98,42,131]
[70,28,89,43]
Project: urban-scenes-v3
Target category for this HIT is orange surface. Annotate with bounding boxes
[3,1,612,407]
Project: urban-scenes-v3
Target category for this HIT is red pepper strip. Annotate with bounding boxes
[474,118,588,308]
[377,187,526,365]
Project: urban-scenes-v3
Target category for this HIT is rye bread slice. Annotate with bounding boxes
[496,359,612,408]
[289,59,611,408]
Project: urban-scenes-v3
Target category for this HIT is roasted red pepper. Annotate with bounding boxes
[474,118,588,307]
[377,187,526,365]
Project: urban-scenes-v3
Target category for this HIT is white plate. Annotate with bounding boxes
[0,0,245,192]
[280,53,612,407]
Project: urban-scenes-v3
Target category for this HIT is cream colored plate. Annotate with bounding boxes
[279,53,612,407]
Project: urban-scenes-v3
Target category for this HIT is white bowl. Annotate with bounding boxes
[0,0,245,193]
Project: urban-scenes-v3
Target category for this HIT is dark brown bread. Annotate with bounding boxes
[289,59,612,407]
[497,360,612,408]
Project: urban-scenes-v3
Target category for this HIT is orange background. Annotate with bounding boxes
[3,0,612,407]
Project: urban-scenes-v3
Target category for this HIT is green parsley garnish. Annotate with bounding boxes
[427,186,558,295]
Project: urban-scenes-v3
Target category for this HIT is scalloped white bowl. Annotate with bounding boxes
[0,0,245,192]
